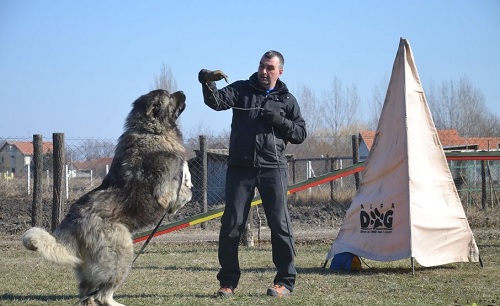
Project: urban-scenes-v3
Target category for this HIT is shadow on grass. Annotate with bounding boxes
[133,265,220,272]
[138,245,276,256]
[135,265,286,274]
[118,293,221,299]
[477,243,500,248]
[134,265,329,275]
[133,262,468,276]
[0,293,211,303]
[0,293,75,302]
[349,265,459,275]
[312,264,466,275]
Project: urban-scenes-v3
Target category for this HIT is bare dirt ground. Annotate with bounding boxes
[0,196,348,243]
[4,194,496,246]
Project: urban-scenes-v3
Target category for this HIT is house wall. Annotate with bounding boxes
[0,148,10,173]
[0,145,29,176]
[190,154,227,206]
[359,142,370,161]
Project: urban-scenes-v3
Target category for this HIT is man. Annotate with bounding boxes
[198,50,307,298]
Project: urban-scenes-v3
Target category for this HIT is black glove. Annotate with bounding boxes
[198,69,228,83]
[262,109,284,126]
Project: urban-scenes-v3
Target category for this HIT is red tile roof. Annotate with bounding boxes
[1,141,53,155]
[359,131,376,152]
[72,157,113,170]
[360,129,500,151]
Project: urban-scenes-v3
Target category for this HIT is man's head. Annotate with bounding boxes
[258,50,284,90]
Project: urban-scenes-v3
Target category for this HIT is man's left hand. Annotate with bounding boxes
[262,109,284,126]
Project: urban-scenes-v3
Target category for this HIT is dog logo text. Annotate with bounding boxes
[359,203,394,233]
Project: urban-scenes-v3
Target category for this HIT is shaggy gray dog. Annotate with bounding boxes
[22,89,192,306]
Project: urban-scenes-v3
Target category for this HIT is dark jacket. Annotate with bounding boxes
[199,71,307,168]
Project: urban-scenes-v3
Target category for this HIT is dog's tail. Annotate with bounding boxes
[22,227,82,267]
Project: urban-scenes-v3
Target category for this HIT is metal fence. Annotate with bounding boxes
[1,135,499,211]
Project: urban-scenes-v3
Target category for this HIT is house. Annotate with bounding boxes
[189,149,228,206]
[0,141,53,177]
[359,129,500,190]
[359,129,500,159]
[72,157,113,178]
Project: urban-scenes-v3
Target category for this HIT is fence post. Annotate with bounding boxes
[65,164,69,200]
[481,160,487,211]
[46,170,50,193]
[27,163,30,195]
[52,133,65,231]
[329,156,334,203]
[32,134,43,227]
[352,135,360,190]
[199,135,208,229]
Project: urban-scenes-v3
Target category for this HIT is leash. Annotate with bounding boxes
[133,164,185,263]
[72,288,100,306]
[206,82,263,112]
[75,215,176,305]
[271,126,297,257]
[132,209,169,263]
[208,81,296,256]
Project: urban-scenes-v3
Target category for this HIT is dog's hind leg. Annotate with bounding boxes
[92,224,134,306]
[96,280,128,306]
[75,267,99,306]
[100,293,126,306]
[79,296,98,306]
[94,253,132,306]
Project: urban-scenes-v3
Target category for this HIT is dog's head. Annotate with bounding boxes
[126,89,186,134]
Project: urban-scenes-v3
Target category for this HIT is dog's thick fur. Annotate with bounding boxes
[22,90,192,306]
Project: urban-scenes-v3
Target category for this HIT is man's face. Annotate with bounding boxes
[257,55,283,90]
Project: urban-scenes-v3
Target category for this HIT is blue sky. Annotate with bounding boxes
[1,0,499,139]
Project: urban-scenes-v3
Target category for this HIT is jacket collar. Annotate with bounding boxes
[249,72,287,94]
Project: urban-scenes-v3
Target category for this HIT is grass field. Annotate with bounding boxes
[0,226,498,306]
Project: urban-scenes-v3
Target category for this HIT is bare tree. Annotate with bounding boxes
[78,139,115,161]
[479,112,500,137]
[320,77,361,152]
[427,76,499,137]
[296,84,320,135]
[152,63,177,92]
[368,75,389,130]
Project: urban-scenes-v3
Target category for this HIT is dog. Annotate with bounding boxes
[22,89,192,306]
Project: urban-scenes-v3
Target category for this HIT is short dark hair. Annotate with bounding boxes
[263,50,284,69]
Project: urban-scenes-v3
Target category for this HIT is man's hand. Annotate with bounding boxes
[199,69,229,83]
[262,109,284,126]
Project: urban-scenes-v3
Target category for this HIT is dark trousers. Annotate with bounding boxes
[217,165,296,291]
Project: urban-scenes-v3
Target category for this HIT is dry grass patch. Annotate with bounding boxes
[1,228,499,306]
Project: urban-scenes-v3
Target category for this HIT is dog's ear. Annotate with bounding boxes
[145,98,158,118]
[171,91,186,119]
[144,94,166,119]
[173,101,185,119]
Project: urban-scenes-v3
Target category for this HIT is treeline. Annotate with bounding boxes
[295,75,499,140]
[152,65,499,160]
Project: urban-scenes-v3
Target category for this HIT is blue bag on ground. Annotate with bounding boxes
[330,252,361,272]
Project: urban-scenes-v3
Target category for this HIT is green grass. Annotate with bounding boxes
[1,229,498,306]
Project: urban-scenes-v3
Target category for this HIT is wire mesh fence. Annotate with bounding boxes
[0,135,499,212]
